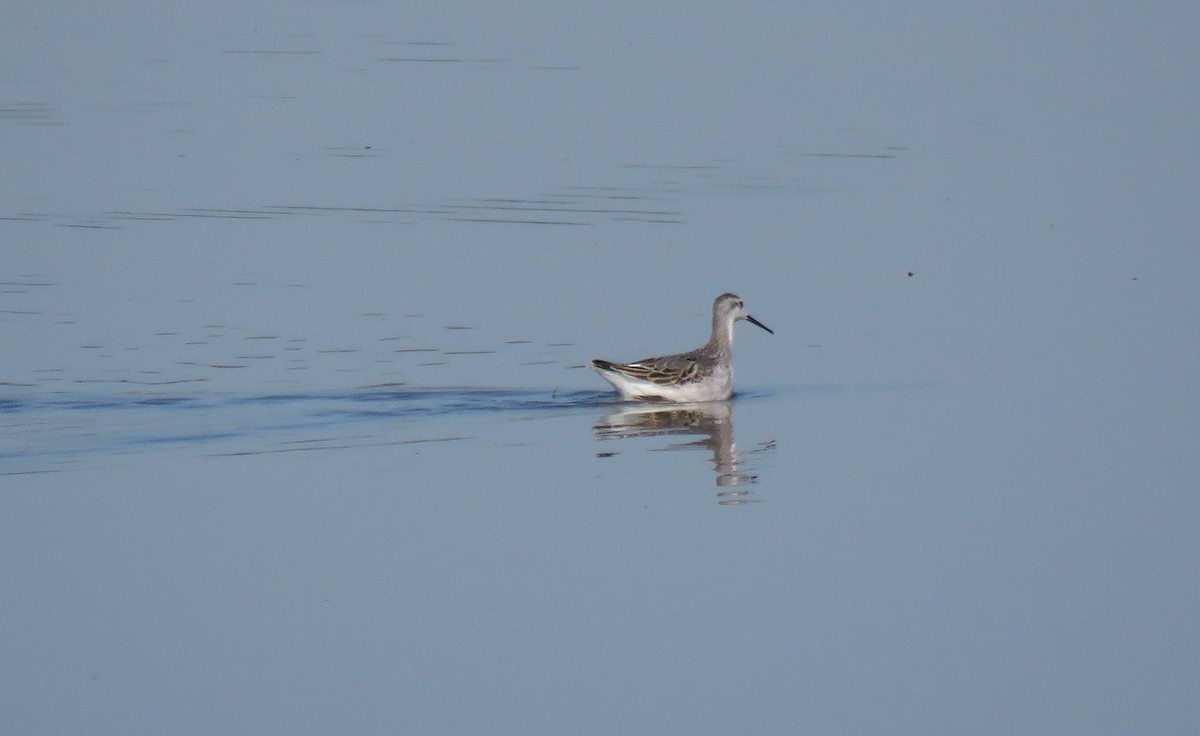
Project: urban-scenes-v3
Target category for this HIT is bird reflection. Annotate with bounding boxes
[593,401,766,504]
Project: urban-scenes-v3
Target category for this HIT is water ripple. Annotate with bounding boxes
[0,387,615,473]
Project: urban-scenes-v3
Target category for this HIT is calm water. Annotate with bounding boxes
[4,2,1199,734]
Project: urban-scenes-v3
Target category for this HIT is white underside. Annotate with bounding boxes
[592,364,733,402]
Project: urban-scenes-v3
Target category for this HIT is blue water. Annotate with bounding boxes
[1,388,612,469]
[4,2,1199,734]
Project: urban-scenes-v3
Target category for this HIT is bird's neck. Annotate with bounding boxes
[704,315,734,359]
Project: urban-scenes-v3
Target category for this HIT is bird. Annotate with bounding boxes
[590,293,773,402]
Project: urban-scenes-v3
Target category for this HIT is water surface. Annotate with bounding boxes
[3,2,1199,734]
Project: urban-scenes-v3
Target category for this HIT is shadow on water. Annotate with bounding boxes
[2,387,779,499]
[593,399,774,505]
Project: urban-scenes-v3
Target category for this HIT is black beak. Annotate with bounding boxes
[746,314,774,334]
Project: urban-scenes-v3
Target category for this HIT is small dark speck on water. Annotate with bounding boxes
[907,271,914,277]
[596,451,617,458]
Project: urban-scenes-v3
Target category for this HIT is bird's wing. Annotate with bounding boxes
[615,353,704,387]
